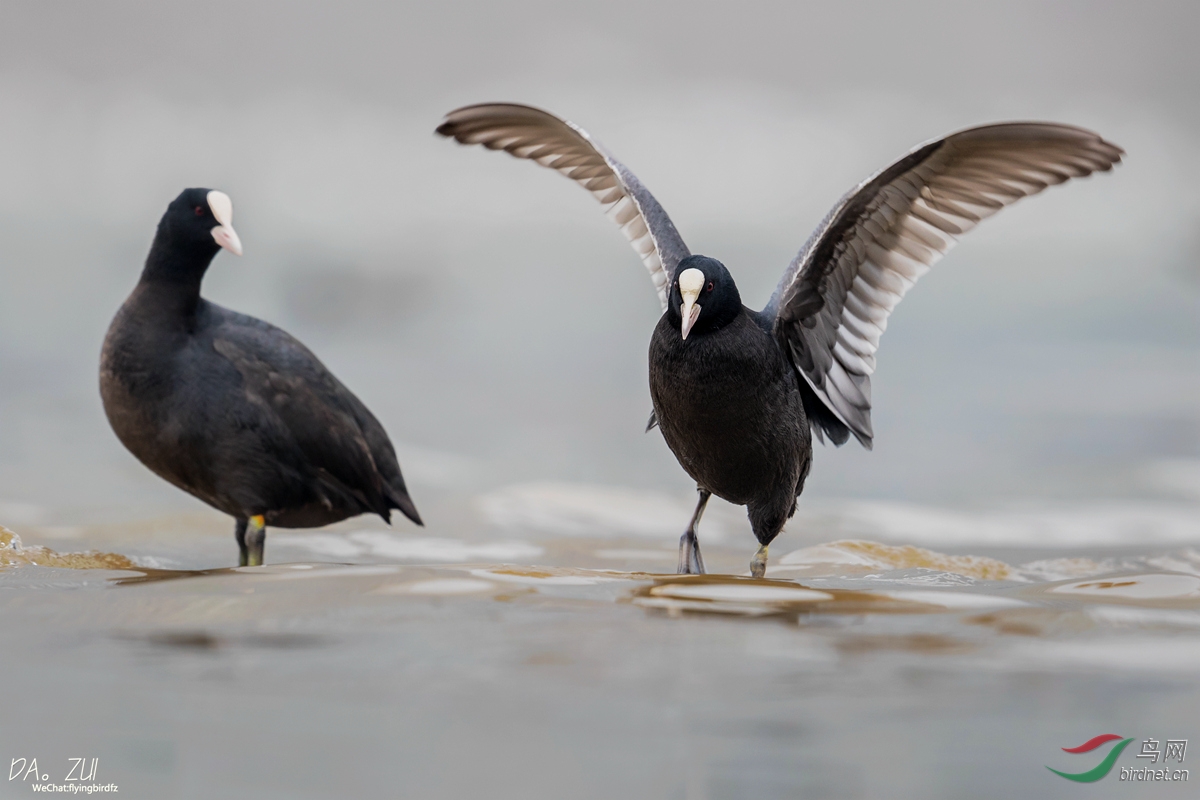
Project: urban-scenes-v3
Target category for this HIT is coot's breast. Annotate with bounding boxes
[648,312,809,506]
[101,306,233,512]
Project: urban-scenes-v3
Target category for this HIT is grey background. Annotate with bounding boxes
[0,0,1197,524]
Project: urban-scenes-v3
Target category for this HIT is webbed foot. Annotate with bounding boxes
[749,544,768,579]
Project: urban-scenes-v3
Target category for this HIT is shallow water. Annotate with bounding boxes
[3,487,1199,799]
[1,4,1198,795]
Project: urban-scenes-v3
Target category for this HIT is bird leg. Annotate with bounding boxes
[244,514,267,567]
[677,489,711,575]
[749,544,769,579]
[235,518,249,567]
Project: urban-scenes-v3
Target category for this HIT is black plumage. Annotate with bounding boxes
[650,256,811,576]
[438,104,1122,577]
[100,188,421,566]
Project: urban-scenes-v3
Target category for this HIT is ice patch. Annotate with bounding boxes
[878,590,1026,610]
[130,555,185,570]
[1004,637,1200,673]
[823,500,1200,547]
[649,583,832,603]
[270,531,544,563]
[271,533,363,559]
[1088,606,1200,629]
[1050,574,1200,601]
[263,564,403,580]
[1144,549,1200,576]
[1016,550,1200,582]
[379,578,496,595]
[594,548,679,560]
[1015,557,1112,582]
[630,578,934,618]
[348,533,543,563]
[478,482,729,541]
[468,566,630,585]
[774,540,1014,581]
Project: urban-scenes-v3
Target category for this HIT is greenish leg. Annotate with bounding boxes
[235,518,249,567]
[245,514,267,567]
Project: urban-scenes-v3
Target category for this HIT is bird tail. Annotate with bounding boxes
[385,484,423,527]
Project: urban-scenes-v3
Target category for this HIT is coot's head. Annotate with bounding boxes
[666,255,741,340]
[141,188,243,285]
[158,188,243,257]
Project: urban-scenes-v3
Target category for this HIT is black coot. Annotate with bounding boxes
[100,188,422,566]
[438,104,1122,577]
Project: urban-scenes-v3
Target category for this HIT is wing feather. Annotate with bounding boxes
[438,103,690,310]
[767,122,1122,447]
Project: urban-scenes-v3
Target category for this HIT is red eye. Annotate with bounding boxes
[194,206,205,216]
[706,281,714,292]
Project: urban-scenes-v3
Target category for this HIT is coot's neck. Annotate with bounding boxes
[136,234,219,319]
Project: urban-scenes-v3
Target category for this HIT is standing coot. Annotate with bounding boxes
[438,103,1122,577]
[101,188,422,566]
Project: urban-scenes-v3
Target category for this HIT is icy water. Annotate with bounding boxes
[3,484,1200,799]
[2,4,1199,794]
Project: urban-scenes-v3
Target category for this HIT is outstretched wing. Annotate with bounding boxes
[437,103,691,310]
[767,123,1123,448]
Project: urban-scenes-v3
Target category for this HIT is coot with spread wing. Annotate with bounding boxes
[438,105,1121,577]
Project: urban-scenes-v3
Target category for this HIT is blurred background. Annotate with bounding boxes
[0,0,1196,534]
[3,4,1200,799]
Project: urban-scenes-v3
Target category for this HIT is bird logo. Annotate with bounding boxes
[1046,734,1134,782]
